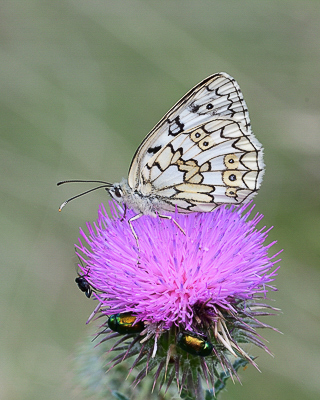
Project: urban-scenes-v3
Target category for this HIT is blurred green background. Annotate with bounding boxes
[1,1,320,399]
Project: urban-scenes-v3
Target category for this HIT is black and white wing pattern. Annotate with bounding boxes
[127,72,264,213]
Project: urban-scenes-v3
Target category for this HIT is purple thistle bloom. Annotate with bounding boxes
[76,202,281,394]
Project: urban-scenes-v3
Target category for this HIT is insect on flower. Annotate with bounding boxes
[58,72,264,248]
[177,331,213,357]
[74,256,95,298]
[108,312,145,334]
[75,275,92,298]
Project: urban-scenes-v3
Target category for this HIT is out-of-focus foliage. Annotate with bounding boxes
[1,1,320,399]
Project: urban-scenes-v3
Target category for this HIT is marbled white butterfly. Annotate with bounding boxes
[59,72,264,244]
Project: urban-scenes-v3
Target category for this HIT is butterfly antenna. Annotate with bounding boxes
[57,179,112,211]
[57,179,112,186]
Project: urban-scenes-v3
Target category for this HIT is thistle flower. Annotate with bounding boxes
[76,202,280,399]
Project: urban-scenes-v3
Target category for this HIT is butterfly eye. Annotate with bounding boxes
[114,187,122,198]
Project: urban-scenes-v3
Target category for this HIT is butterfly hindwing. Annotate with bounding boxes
[128,73,252,190]
[139,117,264,212]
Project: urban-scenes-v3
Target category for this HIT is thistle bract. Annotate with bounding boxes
[76,202,280,396]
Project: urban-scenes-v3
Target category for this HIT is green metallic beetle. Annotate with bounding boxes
[177,331,213,357]
[107,312,145,334]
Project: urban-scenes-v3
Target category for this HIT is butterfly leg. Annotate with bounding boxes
[120,203,127,222]
[128,213,143,252]
[158,214,186,236]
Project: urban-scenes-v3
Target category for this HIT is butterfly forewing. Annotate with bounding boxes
[128,72,252,189]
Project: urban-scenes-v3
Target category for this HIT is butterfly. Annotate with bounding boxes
[59,72,264,245]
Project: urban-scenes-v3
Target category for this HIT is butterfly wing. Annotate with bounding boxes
[128,72,264,212]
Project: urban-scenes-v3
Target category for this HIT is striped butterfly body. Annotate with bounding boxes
[109,72,264,220]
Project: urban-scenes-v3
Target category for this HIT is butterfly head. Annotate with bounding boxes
[108,179,159,216]
[108,179,137,210]
[108,182,125,204]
